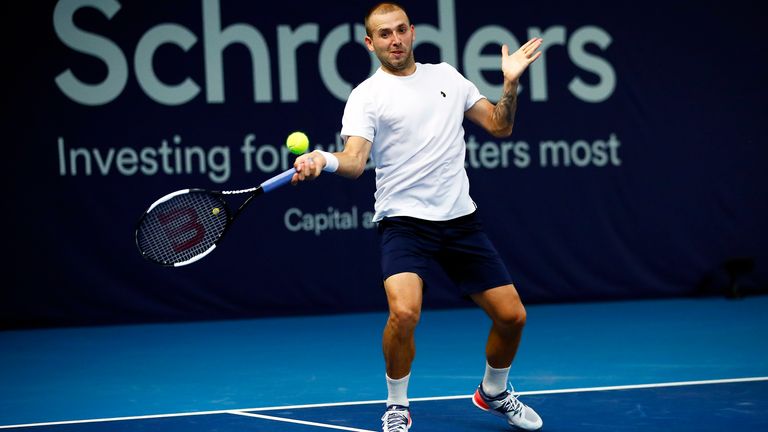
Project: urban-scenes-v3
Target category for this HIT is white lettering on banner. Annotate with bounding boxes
[56,132,622,183]
[278,24,319,102]
[202,0,272,103]
[135,24,201,105]
[240,133,293,173]
[539,134,622,167]
[53,0,128,106]
[567,26,616,103]
[57,135,231,182]
[53,0,615,105]
[465,136,531,169]
[284,207,376,236]
[56,132,355,183]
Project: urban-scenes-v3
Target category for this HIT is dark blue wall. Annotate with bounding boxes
[3,0,766,328]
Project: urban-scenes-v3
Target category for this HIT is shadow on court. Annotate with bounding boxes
[4,379,766,432]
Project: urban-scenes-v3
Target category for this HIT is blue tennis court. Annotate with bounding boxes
[4,1,766,431]
[2,296,767,431]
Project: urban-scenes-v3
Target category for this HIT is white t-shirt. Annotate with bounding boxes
[341,62,484,222]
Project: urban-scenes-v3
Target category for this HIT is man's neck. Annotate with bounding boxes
[381,62,417,77]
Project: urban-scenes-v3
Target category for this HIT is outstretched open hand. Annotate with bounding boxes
[501,38,543,83]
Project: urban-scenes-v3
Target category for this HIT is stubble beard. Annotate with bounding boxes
[380,49,415,75]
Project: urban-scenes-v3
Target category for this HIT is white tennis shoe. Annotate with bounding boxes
[472,384,543,431]
[381,404,411,431]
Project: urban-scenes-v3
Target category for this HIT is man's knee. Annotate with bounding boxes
[474,284,527,329]
[387,303,421,335]
[384,273,423,336]
[496,302,526,329]
[488,287,527,330]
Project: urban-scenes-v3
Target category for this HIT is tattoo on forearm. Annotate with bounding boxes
[493,83,518,131]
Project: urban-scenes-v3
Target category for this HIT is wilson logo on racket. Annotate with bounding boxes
[135,167,297,267]
[157,207,206,253]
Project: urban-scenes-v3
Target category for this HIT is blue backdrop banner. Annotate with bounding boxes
[2,0,766,328]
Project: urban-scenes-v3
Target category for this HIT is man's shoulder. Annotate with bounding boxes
[349,70,384,95]
[420,62,459,72]
[418,62,464,80]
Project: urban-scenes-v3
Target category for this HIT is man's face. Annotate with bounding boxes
[365,9,415,75]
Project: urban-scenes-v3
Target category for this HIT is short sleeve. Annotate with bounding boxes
[340,85,376,143]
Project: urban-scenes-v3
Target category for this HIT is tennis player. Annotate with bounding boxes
[292,2,543,431]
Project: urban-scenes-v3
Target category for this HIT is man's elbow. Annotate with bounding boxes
[351,160,367,178]
[340,159,367,179]
[489,124,514,138]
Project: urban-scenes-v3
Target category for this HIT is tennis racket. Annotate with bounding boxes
[135,168,296,267]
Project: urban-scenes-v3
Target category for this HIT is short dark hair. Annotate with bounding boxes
[364,2,410,37]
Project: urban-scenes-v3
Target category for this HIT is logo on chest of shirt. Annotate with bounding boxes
[440,91,446,98]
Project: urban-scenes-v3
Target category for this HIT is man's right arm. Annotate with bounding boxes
[291,135,372,183]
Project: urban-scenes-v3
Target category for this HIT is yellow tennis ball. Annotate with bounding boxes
[286,131,309,155]
[212,207,220,216]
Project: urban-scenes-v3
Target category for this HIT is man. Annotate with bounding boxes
[291,2,543,431]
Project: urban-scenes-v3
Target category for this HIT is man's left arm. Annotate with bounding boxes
[465,37,543,138]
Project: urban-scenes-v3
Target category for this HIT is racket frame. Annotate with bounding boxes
[135,168,294,267]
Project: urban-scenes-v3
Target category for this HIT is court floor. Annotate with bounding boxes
[2,295,767,431]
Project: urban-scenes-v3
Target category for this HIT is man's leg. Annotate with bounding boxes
[470,283,526,370]
[380,272,422,431]
[383,272,423,380]
[470,284,542,430]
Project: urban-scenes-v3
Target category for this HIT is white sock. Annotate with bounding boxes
[481,362,510,397]
[386,373,410,407]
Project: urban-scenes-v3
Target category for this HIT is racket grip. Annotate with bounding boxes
[261,167,296,193]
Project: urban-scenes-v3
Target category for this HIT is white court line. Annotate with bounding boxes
[2,376,766,429]
[228,411,375,432]
[411,375,768,400]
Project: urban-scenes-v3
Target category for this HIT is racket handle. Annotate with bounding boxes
[261,167,296,193]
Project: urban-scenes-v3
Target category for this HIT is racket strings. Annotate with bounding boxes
[137,192,229,265]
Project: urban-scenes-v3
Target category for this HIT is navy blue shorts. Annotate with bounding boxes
[377,211,513,296]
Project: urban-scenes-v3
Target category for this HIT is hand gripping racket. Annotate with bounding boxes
[135,168,296,267]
